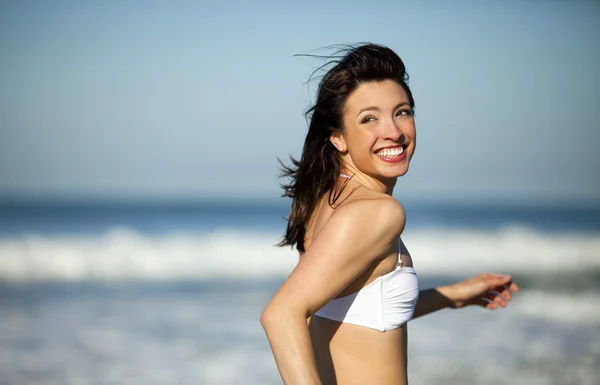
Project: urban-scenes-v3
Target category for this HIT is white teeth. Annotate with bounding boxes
[377,147,404,157]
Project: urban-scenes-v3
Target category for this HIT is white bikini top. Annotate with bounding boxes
[314,258,419,332]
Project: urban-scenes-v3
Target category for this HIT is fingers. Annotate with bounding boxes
[479,285,518,310]
[496,285,513,302]
[484,273,512,287]
[475,292,504,310]
[476,297,498,310]
[470,272,520,311]
[482,273,520,294]
[506,280,520,293]
[486,289,508,308]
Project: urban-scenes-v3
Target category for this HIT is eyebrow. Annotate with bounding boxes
[356,102,411,117]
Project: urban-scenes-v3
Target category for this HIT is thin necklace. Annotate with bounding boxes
[340,173,352,179]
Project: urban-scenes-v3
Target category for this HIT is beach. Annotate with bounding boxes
[0,201,598,385]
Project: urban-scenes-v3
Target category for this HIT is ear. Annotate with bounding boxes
[329,131,347,153]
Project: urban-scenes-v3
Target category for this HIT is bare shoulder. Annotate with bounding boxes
[315,193,406,255]
[335,193,405,231]
[264,193,406,317]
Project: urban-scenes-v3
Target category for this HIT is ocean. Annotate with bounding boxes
[0,201,599,385]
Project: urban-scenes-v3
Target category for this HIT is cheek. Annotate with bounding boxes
[406,121,416,138]
[409,125,417,155]
[348,135,380,170]
[405,124,417,148]
[348,130,378,155]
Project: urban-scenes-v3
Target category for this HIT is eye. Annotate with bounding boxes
[396,108,414,117]
[360,116,377,124]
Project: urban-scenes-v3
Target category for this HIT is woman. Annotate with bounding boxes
[260,43,519,385]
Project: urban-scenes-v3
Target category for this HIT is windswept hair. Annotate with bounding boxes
[278,43,415,252]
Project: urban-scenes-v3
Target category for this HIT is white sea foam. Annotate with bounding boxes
[0,276,598,385]
[0,226,599,282]
[511,290,600,325]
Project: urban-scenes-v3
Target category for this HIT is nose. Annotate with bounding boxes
[382,118,403,142]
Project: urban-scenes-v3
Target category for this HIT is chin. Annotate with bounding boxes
[378,167,409,180]
[390,163,411,177]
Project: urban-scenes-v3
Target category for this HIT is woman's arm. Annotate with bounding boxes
[398,239,519,320]
[411,286,454,319]
[412,273,519,319]
[261,198,405,385]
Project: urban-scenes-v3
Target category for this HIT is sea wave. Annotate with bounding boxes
[0,225,599,282]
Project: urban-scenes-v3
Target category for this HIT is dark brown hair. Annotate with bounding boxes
[278,43,415,252]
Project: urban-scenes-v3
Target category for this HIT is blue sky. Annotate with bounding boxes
[1,1,599,203]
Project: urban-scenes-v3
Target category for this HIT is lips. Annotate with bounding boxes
[374,144,407,163]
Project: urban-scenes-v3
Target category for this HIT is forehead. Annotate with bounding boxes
[344,80,409,113]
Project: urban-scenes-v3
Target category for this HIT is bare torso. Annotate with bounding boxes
[303,186,413,385]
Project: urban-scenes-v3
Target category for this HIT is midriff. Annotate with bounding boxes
[309,315,408,385]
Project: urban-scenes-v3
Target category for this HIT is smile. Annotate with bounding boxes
[375,146,407,163]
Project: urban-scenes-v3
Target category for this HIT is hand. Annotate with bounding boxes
[447,273,519,310]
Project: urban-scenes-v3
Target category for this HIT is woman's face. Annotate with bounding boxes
[332,79,416,183]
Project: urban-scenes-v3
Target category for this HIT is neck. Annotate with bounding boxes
[340,167,397,195]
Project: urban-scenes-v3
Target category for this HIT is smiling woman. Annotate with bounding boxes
[330,80,415,179]
[260,44,519,385]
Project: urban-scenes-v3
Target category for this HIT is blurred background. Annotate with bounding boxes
[0,1,599,384]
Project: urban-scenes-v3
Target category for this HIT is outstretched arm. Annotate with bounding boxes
[398,239,519,320]
[412,273,519,320]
